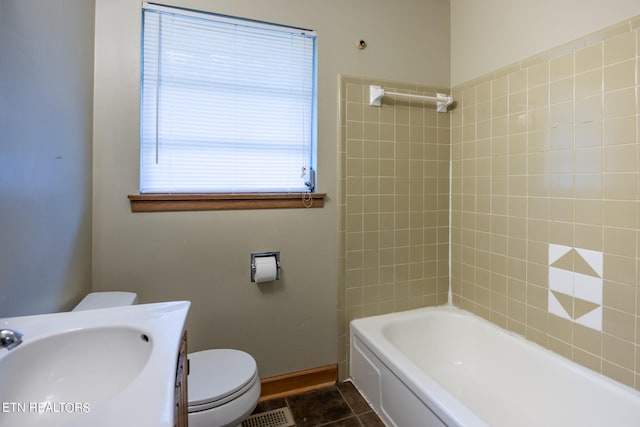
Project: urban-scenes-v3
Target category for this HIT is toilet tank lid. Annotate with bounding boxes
[72,292,138,311]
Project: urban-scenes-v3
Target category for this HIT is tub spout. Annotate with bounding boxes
[0,329,23,350]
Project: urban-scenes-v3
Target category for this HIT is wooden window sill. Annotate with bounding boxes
[128,193,326,212]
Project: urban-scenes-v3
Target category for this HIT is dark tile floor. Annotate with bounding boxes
[253,381,385,427]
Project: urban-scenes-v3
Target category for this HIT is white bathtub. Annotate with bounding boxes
[350,305,640,427]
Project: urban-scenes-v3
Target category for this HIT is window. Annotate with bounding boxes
[139,3,317,195]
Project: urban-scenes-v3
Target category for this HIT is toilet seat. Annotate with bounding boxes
[188,349,259,413]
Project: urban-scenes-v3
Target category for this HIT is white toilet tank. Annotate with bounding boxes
[72,292,138,311]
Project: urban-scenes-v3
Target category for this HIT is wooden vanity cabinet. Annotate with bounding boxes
[175,330,188,427]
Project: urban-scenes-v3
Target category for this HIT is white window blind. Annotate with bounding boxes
[140,3,317,193]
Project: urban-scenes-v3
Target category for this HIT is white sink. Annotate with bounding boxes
[0,301,190,427]
[1,326,152,425]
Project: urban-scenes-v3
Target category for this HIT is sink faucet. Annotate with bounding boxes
[0,329,23,350]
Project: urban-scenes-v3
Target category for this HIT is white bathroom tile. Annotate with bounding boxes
[548,291,571,320]
[575,306,603,331]
[573,272,603,304]
[549,266,575,294]
[549,243,572,265]
[575,247,604,277]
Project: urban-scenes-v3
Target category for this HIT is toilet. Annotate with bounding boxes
[73,292,260,427]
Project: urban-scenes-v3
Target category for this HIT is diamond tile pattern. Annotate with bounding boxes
[548,244,603,330]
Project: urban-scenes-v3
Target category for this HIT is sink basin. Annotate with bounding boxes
[0,326,153,427]
[0,301,190,427]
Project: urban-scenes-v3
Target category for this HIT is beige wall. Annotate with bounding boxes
[338,76,451,376]
[6,0,640,394]
[451,0,640,85]
[0,0,94,316]
[92,0,450,377]
[451,17,640,388]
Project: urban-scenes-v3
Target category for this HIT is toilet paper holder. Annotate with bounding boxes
[250,251,281,282]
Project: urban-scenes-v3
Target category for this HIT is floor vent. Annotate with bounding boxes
[242,407,295,427]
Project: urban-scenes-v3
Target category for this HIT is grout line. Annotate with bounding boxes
[314,415,360,427]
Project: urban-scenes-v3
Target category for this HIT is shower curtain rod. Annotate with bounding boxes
[369,85,453,113]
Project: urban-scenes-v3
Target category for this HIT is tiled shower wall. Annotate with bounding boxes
[338,76,451,377]
[451,17,640,388]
